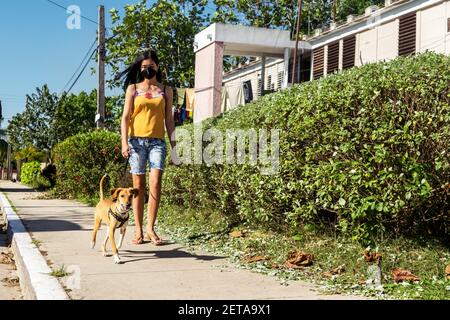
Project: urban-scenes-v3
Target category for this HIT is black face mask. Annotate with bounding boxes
[141,67,157,80]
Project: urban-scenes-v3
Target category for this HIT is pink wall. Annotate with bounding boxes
[194,41,224,123]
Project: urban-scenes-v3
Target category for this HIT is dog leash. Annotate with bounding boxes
[122,157,129,178]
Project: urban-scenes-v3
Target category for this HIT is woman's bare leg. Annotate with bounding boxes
[132,174,146,244]
[146,168,162,244]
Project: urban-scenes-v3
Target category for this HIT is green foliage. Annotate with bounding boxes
[211,0,297,30]
[20,161,51,190]
[52,130,128,200]
[6,86,119,152]
[163,53,450,245]
[13,145,46,163]
[333,0,385,23]
[0,139,9,167]
[6,85,59,151]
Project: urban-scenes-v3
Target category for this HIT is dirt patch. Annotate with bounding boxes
[0,249,22,299]
[1,251,15,265]
[1,276,19,287]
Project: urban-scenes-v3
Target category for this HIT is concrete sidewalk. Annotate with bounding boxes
[0,181,365,300]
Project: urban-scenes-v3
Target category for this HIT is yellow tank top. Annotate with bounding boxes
[128,86,166,139]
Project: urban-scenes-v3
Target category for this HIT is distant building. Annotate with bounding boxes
[194,0,450,123]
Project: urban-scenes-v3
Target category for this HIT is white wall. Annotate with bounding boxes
[417,2,450,54]
[356,19,399,66]
[377,20,399,61]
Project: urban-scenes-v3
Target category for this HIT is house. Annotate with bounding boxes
[193,0,450,123]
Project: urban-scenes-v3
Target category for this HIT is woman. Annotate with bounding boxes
[117,50,176,245]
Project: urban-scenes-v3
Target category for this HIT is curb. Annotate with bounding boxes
[0,191,69,300]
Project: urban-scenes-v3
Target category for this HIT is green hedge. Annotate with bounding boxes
[20,161,51,189]
[52,130,128,201]
[162,52,450,244]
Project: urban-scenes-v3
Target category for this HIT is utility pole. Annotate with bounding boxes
[96,5,106,129]
[291,0,303,85]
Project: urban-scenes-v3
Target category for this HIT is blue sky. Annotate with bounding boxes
[0,0,215,126]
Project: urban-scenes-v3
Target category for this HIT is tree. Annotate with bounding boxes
[5,86,115,155]
[6,85,59,152]
[13,145,46,163]
[53,90,97,143]
[106,0,210,89]
[212,0,298,30]
[333,0,385,22]
[0,139,7,168]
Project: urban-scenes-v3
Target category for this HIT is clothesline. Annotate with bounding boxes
[223,81,252,88]
[186,80,253,93]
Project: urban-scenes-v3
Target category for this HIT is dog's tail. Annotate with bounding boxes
[99,174,108,201]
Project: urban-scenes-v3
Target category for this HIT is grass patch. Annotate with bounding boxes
[49,265,71,278]
[157,203,450,300]
[31,239,42,247]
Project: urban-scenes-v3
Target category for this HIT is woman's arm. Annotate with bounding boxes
[121,85,135,158]
[164,86,176,149]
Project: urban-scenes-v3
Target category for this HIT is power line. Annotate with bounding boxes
[64,33,120,95]
[62,37,97,93]
[65,48,97,94]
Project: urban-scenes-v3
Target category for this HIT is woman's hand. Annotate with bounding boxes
[122,143,130,159]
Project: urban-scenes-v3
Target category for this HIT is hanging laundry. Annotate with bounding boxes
[226,83,245,111]
[243,80,253,103]
[179,106,187,123]
[221,86,230,113]
[176,88,186,108]
[185,88,196,112]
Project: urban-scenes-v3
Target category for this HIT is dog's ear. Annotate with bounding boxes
[110,188,121,201]
[130,188,139,198]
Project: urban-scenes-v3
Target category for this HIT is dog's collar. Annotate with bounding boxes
[108,207,130,228]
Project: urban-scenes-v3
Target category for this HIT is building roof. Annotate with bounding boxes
[194,23,311,58]
[308,0,445,48]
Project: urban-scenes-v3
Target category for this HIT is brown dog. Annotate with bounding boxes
[91,174,138,264]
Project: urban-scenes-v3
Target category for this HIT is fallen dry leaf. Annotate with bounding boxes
[357,277,366,285]
[229,230,245,238]
[243,255,268,263]
[445,264,450,280]
[443,183,450,194]
[323,264,345,278]
[1,276,19,287]
[392,268,420,283]
[0,252,14,265]
[363,250,382,263]
[284,250,314,269]
[271,263,279,269]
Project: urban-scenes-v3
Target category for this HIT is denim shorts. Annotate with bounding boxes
[128,137,167,174]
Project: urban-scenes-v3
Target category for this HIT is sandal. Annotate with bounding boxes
[132,232,144,245]
[146,231,162,246]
